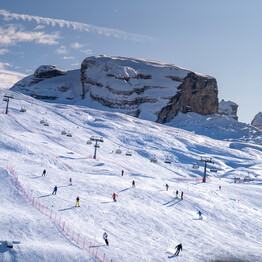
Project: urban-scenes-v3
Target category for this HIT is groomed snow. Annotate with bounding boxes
[0,90,262,262]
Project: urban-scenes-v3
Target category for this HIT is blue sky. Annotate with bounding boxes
[0,0,261,123]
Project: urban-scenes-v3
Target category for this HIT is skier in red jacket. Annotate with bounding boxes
[112,193,118,202]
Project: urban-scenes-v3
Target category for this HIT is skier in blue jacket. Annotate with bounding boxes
[197,210,203,219]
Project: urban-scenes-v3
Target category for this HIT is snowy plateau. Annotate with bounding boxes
[1,57,262,262]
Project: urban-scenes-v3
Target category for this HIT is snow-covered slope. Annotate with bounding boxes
[0,89,262,262]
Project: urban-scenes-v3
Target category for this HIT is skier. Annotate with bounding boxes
[165,184,169,191]
[175,190,179,198]
[103,232,109,246]
[219,185,221,190]
[42,169,46,176]
[52,186,57,195]
[112,193,118,202]
[121,170,124,176]
[174,243,182,256]
[75,196,80,207]
[132,180,135,188]
[181,191,183,199]
[197,210,203,219]
[69,178,72,186]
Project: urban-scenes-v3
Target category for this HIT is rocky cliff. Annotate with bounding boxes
[218,99,238,120]
[12,55,219,123]
[251,112,262,129]
[81,55,219,123]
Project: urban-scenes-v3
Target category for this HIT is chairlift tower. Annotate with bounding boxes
[199,157,214,182]
[3,95,14,114]
[90,136,104,159]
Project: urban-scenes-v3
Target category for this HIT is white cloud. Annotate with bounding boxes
[0,24,60,46]
[71,42,85,49]
[0,48,8,55]
[63,56,75,60]
[0,68,27,89]
[55,45,67,54]
[0,62,12,69]
[0,9,151,42]
[34,25,45,30]
[80,49,93,55]
[71,62,80,67]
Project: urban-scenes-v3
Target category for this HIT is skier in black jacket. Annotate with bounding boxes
[174,243,182,256]
[52,186,57,195]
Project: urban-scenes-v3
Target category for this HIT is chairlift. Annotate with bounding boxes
[126,150,132,156]
[61,130,67,135]
[20,107,26,112]
[43,122,49,126]
[115,147,122,154]
[66,132,72,137]
[150,156,157,163]
[192,163,199,169]
[40,119,45,124]
[86,140,92,144]
[210,169,217,172]
[164,156,171,164]
[90,136,95,141]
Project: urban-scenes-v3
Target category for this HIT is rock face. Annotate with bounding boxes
[11,66,81,101]
[218,100,239,120]
[12,55,219,123]
[251,112,262,129]
[81,55,219,123]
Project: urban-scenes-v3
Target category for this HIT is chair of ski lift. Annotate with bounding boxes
[66,131,72,137]
[126,149,132,156]
[115,147,122,154]
[40,119,45,124]
[61,130,67,135]
[210,169,217,172]
[44,121,49,126]
[86,140,92,144]
[192,163,199,169]
[150,156,157,163]
[164,156,171,164]
[20,107,26,112]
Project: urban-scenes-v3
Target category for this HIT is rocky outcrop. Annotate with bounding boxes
[11,66,81,102]
[11,55,219,124]
[218,100,238,120]
[81,55,219,122]
[157,72,218,123]
[251,112,262,129]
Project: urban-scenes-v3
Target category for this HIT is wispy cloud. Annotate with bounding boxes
[80,49,93,55]
[63,56,75,60]
[71,42,85,49]
[55,45,67,54]
[0,24,60,46]
[34,25,45,30]
[0,9,151,42]
[0,48,8,55]
[0,66,27,89]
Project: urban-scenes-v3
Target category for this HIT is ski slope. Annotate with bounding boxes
[0,89,262,262]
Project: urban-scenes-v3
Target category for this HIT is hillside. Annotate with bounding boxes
[0,89,262,262]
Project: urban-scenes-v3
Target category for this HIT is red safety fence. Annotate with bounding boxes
[6,164,113,262]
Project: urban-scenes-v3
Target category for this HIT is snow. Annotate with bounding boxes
[0,89,262,261]
[251,112,262,129]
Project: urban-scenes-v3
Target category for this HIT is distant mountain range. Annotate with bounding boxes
[11,55,260,129]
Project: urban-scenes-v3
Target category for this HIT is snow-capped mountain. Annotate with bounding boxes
[11,55,219,123]
[1,89,262,262]
[251,112,262,129]
[218,99,238,120]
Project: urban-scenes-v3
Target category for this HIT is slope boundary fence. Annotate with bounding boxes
[6,164,113,262]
